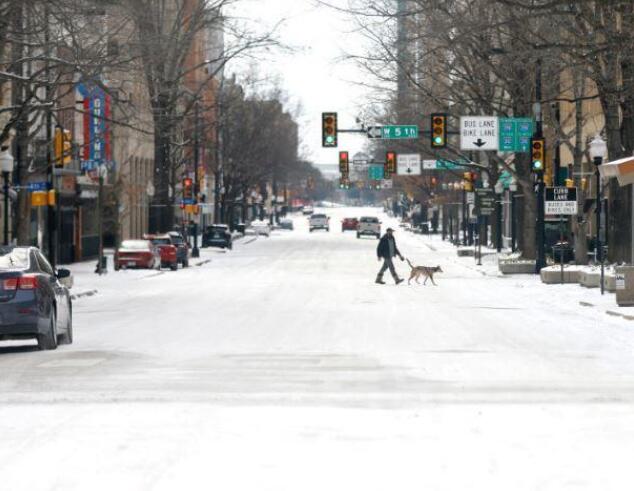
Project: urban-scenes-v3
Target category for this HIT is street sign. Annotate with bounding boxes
[367,125,419,140]
[545,187,578,215]
[352,152,370,166]
[436,158,468,170]
[368,165,384,180]
[460,116,499,150]
[499,118,534,152]
[475,188,495,216]
[466,192,475,205]
[421,159,468,170]
[381,179,393,189]
[397,154,421,175]
[26,181,48,192]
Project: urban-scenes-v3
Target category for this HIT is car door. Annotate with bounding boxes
[34,251,67,327]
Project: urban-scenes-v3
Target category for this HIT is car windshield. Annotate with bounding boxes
[121,240,151,250]
[207,226,226,233]
[151,238,171,245]
[360,217,378,223]
[312,214,326,219]
[171,237,184,245]
[0,248,29,269]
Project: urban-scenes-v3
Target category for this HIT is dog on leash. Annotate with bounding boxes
[406,259,443,285]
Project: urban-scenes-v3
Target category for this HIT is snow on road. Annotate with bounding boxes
[1,207,634,490]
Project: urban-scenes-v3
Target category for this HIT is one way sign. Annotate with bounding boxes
[460,116,499,151]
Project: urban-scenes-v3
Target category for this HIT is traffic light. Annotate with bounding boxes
[385,151,396,178]
[531,138,545,173]
[339,151,349,177]
[54,127,72,167]
[339,178,350,190]
[322,112,338,148]
[183,177,193,200]
[431,176,438,187]
[430,113,447,148]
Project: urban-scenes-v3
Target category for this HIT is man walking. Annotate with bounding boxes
[376,227,405,285]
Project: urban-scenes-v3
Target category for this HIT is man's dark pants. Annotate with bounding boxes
[377,257,398,281]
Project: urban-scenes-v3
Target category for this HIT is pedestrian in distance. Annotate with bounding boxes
[376,227,405,285]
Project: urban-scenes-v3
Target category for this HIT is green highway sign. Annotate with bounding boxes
[367,125,419,140]
[499,118,534,152]
[368,165,384,180]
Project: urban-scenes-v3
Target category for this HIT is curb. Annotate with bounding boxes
[195,259,211,267]
[606,310,634,321]
[70,289,98,300]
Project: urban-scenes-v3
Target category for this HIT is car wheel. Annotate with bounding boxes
[59,305,73,345]
[356,233,360,239]
[37,311,58,350]
[170,263,178,271]
[183,260,189,268]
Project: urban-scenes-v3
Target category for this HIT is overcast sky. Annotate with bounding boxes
[227,0,373,173]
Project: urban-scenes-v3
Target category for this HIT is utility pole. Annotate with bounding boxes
[192,102,200,258]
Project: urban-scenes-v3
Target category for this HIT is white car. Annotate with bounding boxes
[357,216,381,239]
[250,220,271,237]
[302,206,314,215]
[309,213,330,232]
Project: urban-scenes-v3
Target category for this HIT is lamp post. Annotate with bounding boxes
[589,134,607,295]
[0,148,14,246]
[509,178,518,253]
[494,180,504,252]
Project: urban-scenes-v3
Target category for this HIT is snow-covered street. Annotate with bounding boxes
[2,206,634,490]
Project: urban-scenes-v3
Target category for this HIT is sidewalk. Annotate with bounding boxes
[408,230,634,323]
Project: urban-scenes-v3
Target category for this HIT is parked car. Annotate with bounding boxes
[251,220,271,237]
[302,205,314,215]
[357,216,381,239]
[279,218,294,230]
[167,231,190,267]
[341,217,359,232]
[115,239,159,270]
[202,224,233,249]
[143,235,178,270]
[0,246,73,350]
[309,213,330,232]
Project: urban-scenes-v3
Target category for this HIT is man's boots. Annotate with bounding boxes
[395,278,404,285]
[375,275,386,285]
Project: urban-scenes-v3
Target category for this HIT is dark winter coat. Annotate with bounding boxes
[377,234,401,259]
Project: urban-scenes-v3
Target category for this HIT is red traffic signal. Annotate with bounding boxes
[339,151,349,175]
[183,177,193,200]
[384,151,396,178]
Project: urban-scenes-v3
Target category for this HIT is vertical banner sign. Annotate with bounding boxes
[77,82,113,174]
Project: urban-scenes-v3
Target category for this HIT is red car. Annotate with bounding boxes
[115,240,158,270]
[144,234,179,271]
[341,217,359,232]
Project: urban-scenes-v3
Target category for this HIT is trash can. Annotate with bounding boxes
[615,266,634,306]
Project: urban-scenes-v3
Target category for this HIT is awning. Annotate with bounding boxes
[599,156,634,186]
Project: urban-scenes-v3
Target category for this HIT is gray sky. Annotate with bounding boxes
[227,0,372,173]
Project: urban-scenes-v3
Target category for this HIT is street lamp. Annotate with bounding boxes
[589,134,608,294]
[509,178,518,253]
[494,180,504,252]
[0,148,14,246]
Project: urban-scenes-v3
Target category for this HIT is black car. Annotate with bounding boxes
[0,247,73,350]
[202,225,232,249]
